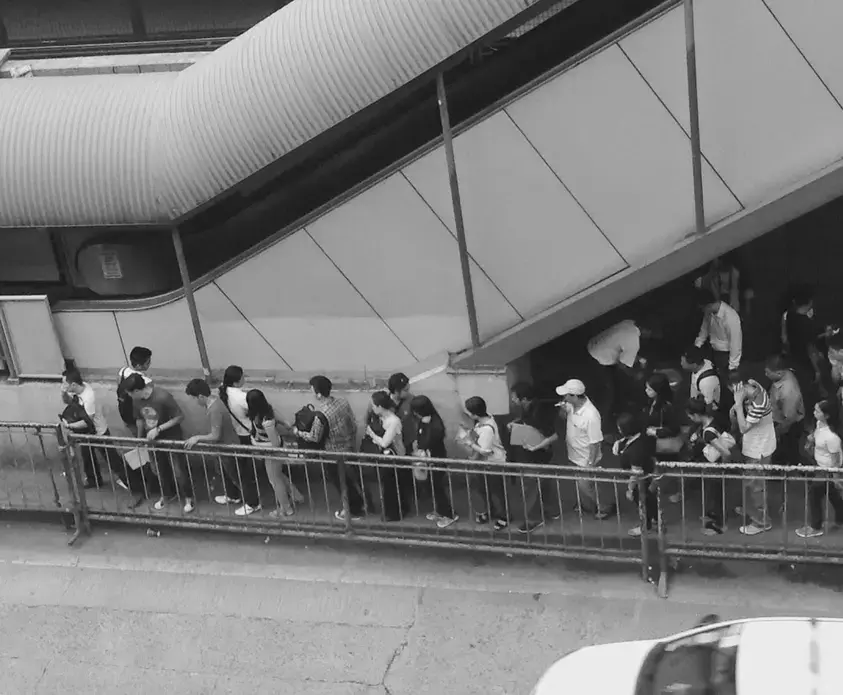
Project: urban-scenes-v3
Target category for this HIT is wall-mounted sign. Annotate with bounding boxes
[99,251,123,280]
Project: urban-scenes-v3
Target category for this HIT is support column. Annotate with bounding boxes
[684,0,706,236]
[171,227,212,381]
[436,72,481,349]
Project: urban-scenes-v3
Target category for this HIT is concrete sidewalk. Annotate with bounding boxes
[2,522,843,694]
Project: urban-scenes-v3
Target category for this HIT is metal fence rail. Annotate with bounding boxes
[654,461,843,596]
[67,432,651,577]
[0,421,85,544]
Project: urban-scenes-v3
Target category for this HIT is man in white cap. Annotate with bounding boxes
[555,379,611,519]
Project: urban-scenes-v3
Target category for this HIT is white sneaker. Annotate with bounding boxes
[234,504,261,517]
[795,526,824,539]
[214,495,241,505]
[739,522,772,536]
[426,512,443,522]
[183,498,195,514]
[627,526,643,537]
[153,497,168,511]
[115,479,129,491]
[668,492,682,504]
[436,515,459,529]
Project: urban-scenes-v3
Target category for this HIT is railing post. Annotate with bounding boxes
[436,71,481,348]
[171,227,212,382]
[58,427,91,543]
[684,0,706,237]
[637,475,650,583]
[655,470,670,598]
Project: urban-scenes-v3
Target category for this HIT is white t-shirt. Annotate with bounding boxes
[565,399,603,467]
[690,360,720,407]
[78,383,108,436]
[814,423,842,469]
[224,387,250,437]
[473,418,506,463]
[587,320,641,368]
[739,389,776,460]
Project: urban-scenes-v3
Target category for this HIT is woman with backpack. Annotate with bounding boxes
[459,396,509,531]
[246,389,304,518]
[366,390,414,521]
[686,397,736,535]
[219,366,250,445]
[411,395,458,529]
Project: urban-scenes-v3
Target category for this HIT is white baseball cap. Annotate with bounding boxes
[555,379,586,398]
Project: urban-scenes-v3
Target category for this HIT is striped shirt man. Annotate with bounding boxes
[740,384,776,460]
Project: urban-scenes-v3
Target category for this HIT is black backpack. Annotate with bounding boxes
[61,396,95,434]
[294,404,330,450]
[696,368,734,416]
[116,368,136,426]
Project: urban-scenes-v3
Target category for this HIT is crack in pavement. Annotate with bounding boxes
[381,587,423,695]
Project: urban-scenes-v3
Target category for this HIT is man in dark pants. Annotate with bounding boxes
[508,383,562,534]
[586,319,651,426]
[765,355,805,467]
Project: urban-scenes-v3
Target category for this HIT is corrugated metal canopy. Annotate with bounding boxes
[0,0,545,228]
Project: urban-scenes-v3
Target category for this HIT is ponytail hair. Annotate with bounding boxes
[219,365,244,405]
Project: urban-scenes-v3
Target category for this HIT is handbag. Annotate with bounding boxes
[60,397,95,434]
[411,449,430,481]
[652,402,683,455]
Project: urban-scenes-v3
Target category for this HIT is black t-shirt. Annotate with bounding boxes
[415,416,447,459]
[786,311,818,368]
[519,401,559,438]
[618,435,655,476]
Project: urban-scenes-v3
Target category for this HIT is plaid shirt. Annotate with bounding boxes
[300,396,357,452]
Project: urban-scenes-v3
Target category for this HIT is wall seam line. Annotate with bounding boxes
[211,280,294,371]
[501,109,630,267]
[760,0,843,113]
[304,229,419,363]
[616,43,744,211]
[398,170,524,322]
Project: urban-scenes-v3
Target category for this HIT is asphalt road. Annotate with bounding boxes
[1,523,843,694]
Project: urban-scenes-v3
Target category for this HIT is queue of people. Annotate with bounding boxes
[54,266,843,541]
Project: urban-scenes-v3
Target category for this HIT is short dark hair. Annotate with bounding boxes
[371,390,395,411]
[696,288,718,307]
[616,411,642,437]
[683,346,706,365]
[410,394,438,419]
[62,367,83,386]
[387,373,409,395]
[128,346,152,368]
[510,382,535,401]
[185,378,211,398]
[765,354,789,373]
[309,375,332,398]
[464,396,488,418]
[122,372,149,393]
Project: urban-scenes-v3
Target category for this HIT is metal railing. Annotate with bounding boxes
[654,461,843,596]
[11,427,843,596]
[0,422,86,544]
[66,432,651,574]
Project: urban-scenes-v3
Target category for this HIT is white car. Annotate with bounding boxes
[531,616,843,695]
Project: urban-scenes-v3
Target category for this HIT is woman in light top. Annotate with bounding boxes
[367,390,413,521]
[459,396,509,531]
[796,399,843,538]
[219,365,251,444]
[246,389,303,518]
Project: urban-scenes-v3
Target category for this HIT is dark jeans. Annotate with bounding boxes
[469,469,509,520]
[153,447,193,500]
[325,457,371,516]
[80,429,139,488]
[773,423,804,467]
[429,469,454,518]
[380,465,415,521]
[632,478,658,529]
[218,435,260,507]
[701,473,726,525]
[710,350,730,376]
[513,446,560,523]
[595,364,641,423]
[808,478,843,530]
